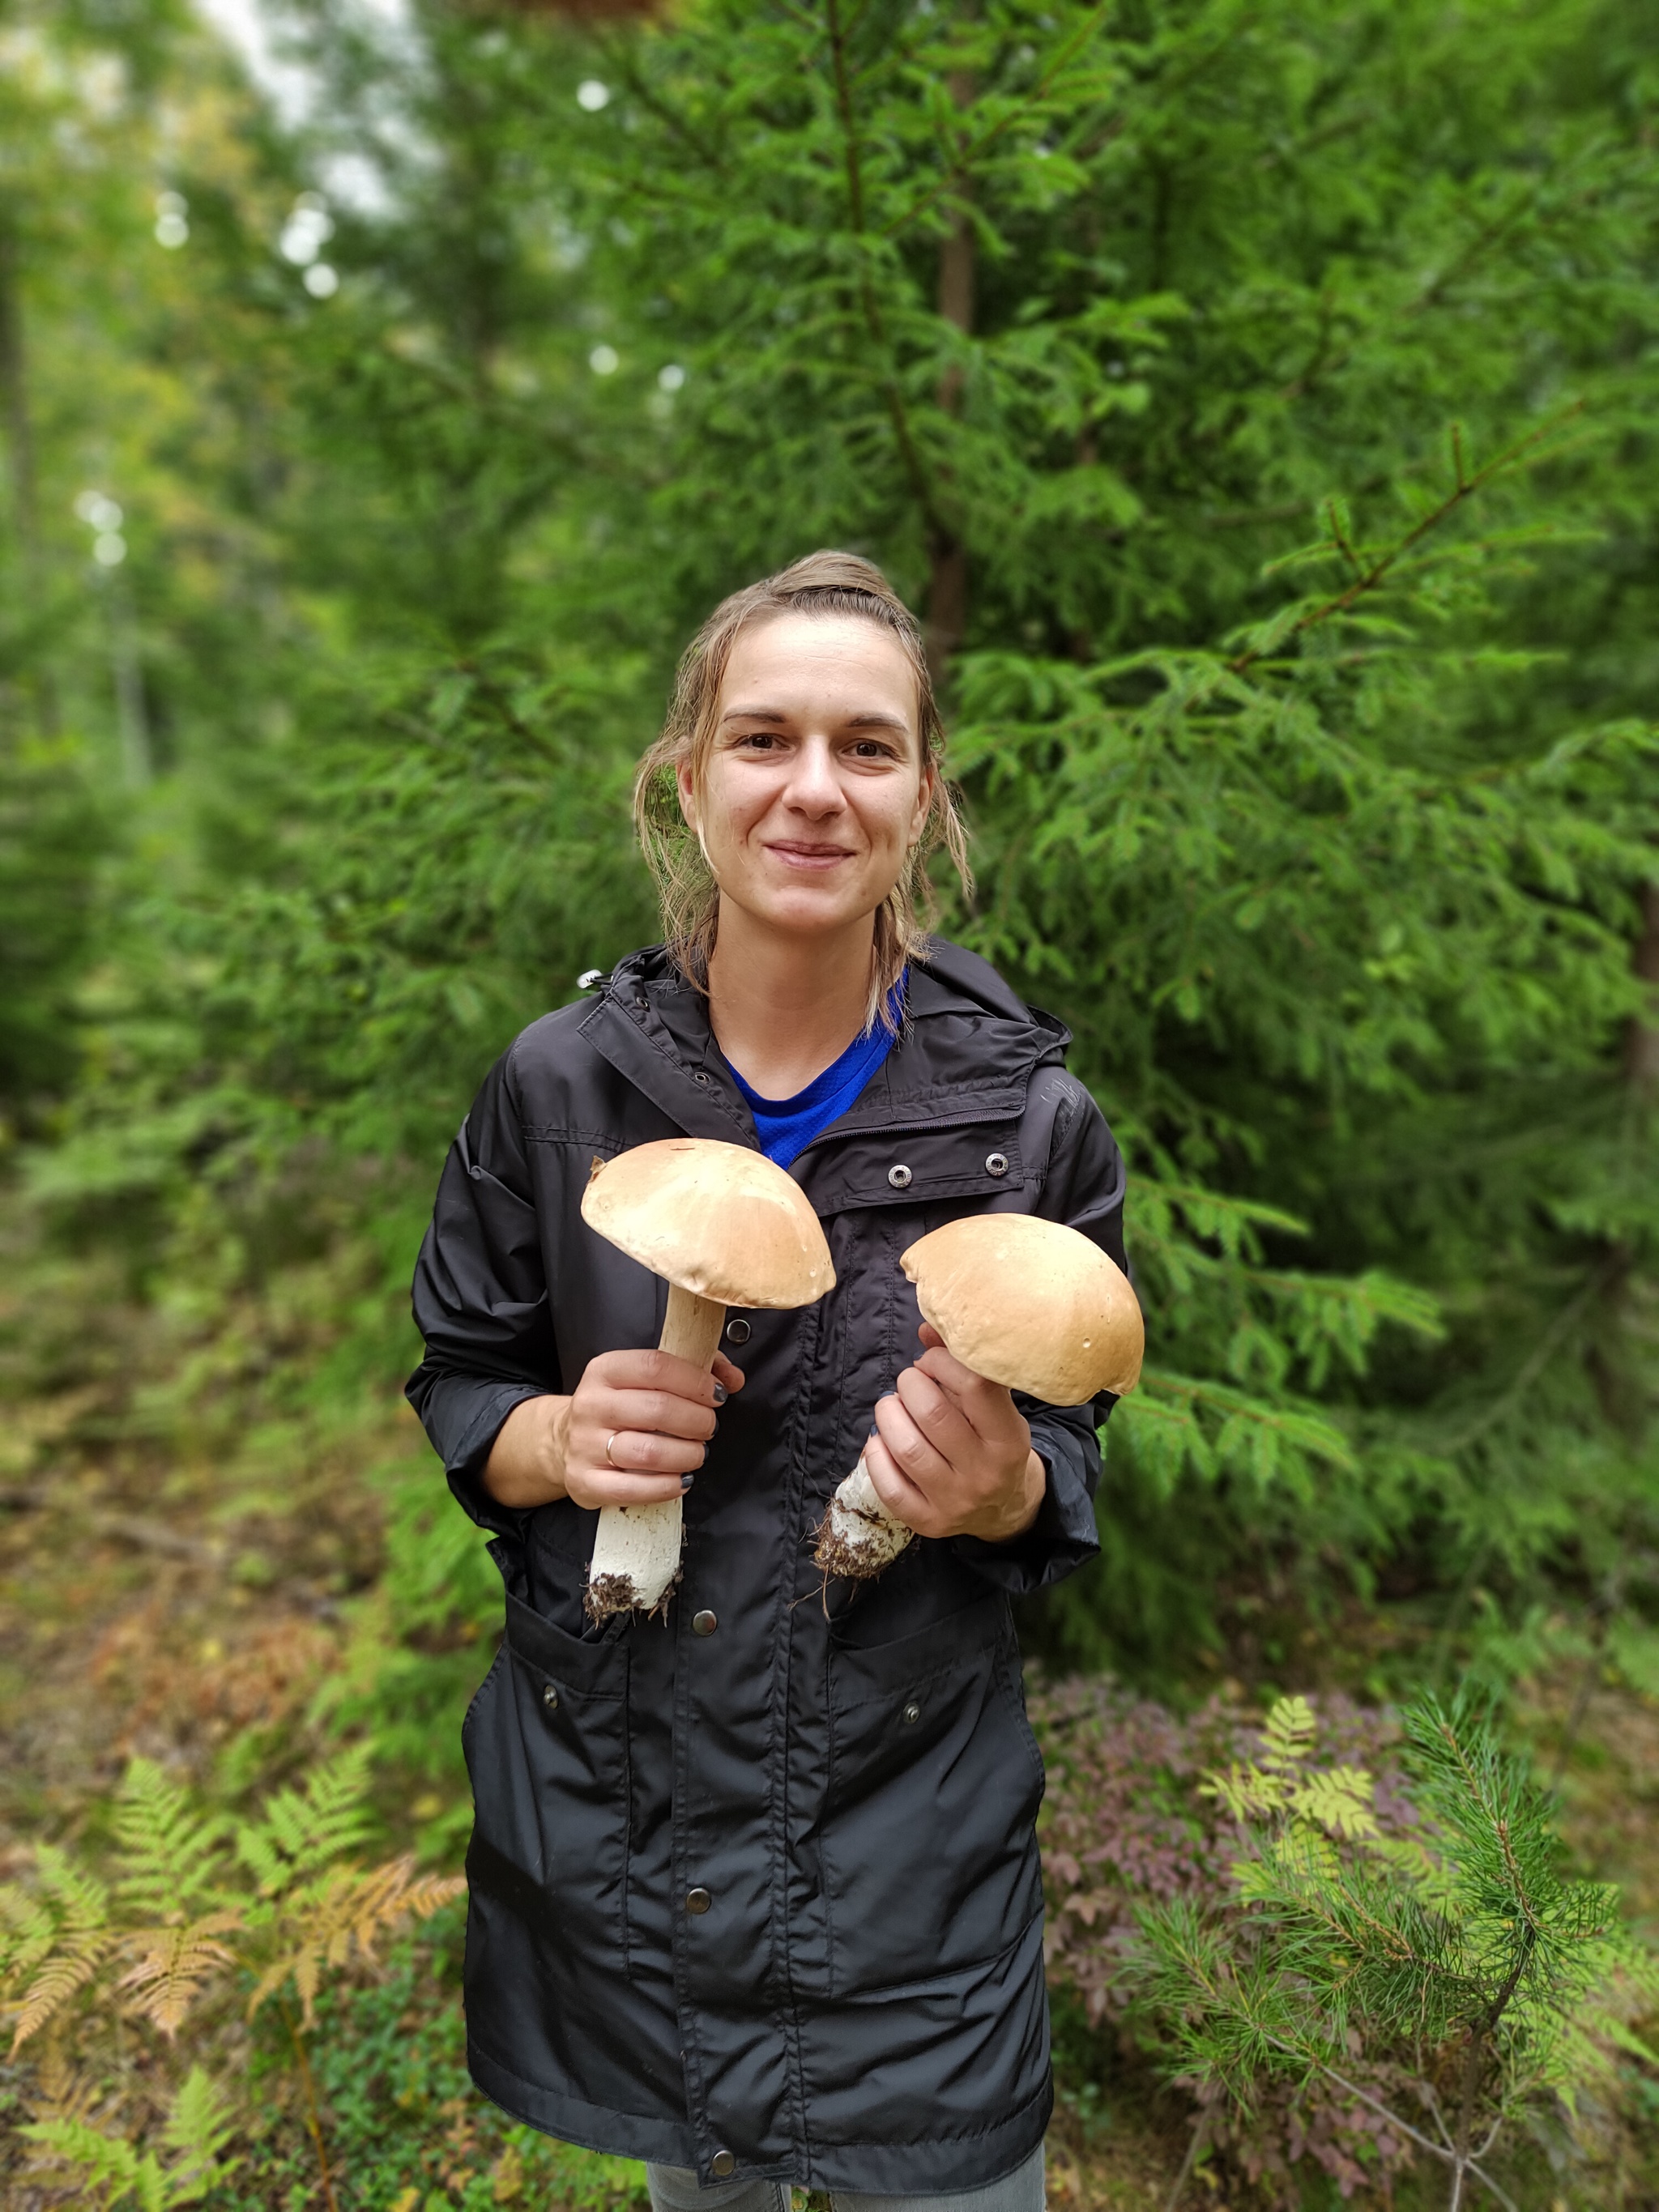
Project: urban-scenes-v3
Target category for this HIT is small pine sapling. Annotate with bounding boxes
[1128,1694,1658,2208]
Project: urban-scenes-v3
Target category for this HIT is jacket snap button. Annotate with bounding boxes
[887,1164,913,1190]
[692,1610,718,1636]
[725,1317,752,1345]
[542,1683,559,1711]
[710,2152,736,2179]
[634,995,647,1010]
[985,1153,1009,1178]
[902,1700,921,1725]
[692,1070,712,1086]
[685,1886,712,1915]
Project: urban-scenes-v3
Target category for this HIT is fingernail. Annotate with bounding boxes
[712,1383,727,1405]
[681,1473,696,1490]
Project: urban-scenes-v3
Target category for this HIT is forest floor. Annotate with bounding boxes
[2,1221,1657,2210]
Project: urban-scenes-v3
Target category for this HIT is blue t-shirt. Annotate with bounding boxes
[727,976,906,1171]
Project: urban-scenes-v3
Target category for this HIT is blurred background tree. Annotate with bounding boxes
[2,0,1655,1695]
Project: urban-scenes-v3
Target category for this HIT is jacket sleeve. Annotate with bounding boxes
[405,1042,562,1538]
[951,1074,1127,1596]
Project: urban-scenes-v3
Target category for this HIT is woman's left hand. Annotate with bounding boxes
[863,1323,1047,1545]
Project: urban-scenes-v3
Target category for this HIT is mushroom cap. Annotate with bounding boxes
[902,1213,1143,1402]
[582,1139,834,1309]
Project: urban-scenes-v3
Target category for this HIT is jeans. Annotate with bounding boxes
[646,2143,1045,2212]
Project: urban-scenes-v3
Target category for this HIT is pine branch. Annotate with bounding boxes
[1226,411,1583,677]
[880,3,1115,244]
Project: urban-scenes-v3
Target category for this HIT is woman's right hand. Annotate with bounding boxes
[482,1349,745,1510]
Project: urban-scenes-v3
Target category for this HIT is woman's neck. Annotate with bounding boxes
[706,901,879,1100]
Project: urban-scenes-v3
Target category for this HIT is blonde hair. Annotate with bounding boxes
[633,550,973,1034]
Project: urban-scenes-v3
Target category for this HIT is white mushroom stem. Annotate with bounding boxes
[817,1451,915,1579]
[586,1284,727,1621]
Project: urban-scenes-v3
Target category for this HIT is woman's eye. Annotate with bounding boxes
[851,739,897,760]
[736,731,779,751]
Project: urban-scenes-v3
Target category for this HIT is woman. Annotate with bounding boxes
[407,551,1129,2211]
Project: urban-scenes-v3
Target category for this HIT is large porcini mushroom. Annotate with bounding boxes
[816,1213,1142,1581]
[581,1138,834,1619]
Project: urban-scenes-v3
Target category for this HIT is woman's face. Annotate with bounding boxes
[680,612,935,947]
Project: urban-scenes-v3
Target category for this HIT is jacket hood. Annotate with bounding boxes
[585,938,1071,1155]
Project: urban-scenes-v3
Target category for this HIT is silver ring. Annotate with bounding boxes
[604,1431,619,1467]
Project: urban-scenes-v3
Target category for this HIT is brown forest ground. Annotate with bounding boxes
[2,1220,1656,2210]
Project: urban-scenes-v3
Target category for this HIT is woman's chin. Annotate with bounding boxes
[723,883,885,941]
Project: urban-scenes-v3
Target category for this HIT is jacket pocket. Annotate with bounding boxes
[463,1592,632,1963]
[821,1592,1045,1998]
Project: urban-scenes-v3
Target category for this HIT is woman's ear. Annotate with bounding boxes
[676,755,698,832]
[909,758,938,847]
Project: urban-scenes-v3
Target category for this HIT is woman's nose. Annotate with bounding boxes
[783,735,845,816]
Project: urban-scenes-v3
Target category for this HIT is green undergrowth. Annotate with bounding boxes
[203,1907,649,2212]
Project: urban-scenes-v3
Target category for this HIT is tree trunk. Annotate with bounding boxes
[1627,880,1659,1094]
[0,213,57,736]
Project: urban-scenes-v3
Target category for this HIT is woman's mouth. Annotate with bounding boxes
[765,841,856,872]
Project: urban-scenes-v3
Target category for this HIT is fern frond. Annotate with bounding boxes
[35,1840,114,1936]
[117,1913,243,2038]
[19,2112,155,2208]
[232,1826,287,1895]
[0,1883,62,1988]
[344,1858,467,1954]
[114,1760,232,1920]
[27,2039,108,2125]
[159,2066,241,2203]
[246,1855,464,2025]
[21,2066,239,2211]
[235,1745,376,1893]
[1290,1767,1380,1840]
[8,1941,119,2054]
[1258,1696,1317,1774]
[1201,1761,1287,1821]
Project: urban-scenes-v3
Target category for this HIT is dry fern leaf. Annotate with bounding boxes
[9,1933,120,2055]
[247,1856,463,2026]
[117,1912,244,2038]
[340,1856,467,1958]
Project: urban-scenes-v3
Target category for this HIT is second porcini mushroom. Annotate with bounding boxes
[582,1138,834,1620]
[816,1213,1143,1580]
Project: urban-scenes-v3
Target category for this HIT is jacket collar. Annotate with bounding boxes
[578,940,1068,1155]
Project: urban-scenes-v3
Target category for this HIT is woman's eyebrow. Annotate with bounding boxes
[718,703,912,732]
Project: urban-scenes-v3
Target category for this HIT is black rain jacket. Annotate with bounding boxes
[407,940,1128,2194]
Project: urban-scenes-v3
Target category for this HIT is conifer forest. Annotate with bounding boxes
[1,0,1657,2204]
